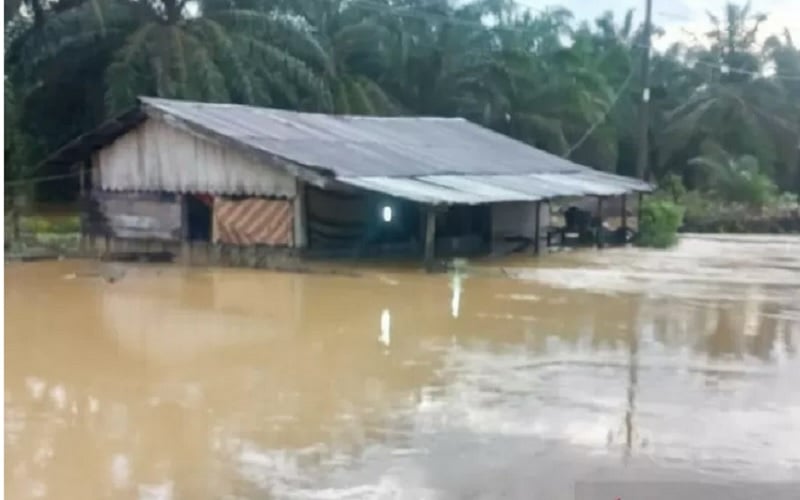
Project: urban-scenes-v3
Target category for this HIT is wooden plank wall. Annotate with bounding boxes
[90,191,182,240]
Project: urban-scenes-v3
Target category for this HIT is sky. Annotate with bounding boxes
[521,0,799,50]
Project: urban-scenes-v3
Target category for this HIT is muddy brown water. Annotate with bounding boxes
[5,234,800,499]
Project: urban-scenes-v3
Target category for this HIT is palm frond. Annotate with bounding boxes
[333,79,350,114]
[346,78,375,115]
[212,9,333,75]
[358,77,402,114]
[514,112,569,154]
[190,18,255,103]
[104,22,159,113]
[181,31,230,102]
[170,26,189,98]
[233,35,333,111]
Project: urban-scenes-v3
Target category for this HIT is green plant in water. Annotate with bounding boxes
[636,199,684,248]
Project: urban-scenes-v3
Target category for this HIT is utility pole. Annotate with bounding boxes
[635,0,653,181]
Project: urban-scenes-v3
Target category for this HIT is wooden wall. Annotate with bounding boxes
[88,191,182,240]
[94,117,296,197]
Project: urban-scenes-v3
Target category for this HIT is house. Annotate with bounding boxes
[44,97,651,268]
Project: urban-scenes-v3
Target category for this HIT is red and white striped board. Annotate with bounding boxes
[213,198,293,246]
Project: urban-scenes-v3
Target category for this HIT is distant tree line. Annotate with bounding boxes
[5,0,800,207]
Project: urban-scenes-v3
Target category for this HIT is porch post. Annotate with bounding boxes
[596,196,605,248]
[293,180,307,248]
[533,200,541,255]
[637,192,644,230]
[621,194,628,238]
[79,162,87,254]
[424,205,436,271]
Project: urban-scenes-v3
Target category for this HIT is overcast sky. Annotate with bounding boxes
[522,0,799,49]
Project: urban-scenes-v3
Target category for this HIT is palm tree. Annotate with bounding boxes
[485,8,633,170]
[688,140,778,207]
[11,0,333,115]
[659,2,785,186]
[288,0,399,114]
[4,77,36,243]
[377,0,499,117]
[763,30,800,192]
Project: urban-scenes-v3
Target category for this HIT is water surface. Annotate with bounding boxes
[5,234,800,499]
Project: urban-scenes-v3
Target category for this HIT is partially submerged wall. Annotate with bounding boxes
[88,191,182,240]
[491,202,550,241]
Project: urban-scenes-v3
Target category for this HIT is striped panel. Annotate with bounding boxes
[214,198,293,246]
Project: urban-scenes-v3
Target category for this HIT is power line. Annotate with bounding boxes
[656,10,694,22]
[565,68,636,158]
[690,59,800,81]
[5,170,83,187]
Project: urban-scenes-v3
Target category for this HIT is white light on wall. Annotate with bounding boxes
[382,205,393,222]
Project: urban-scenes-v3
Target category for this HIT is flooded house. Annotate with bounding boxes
[45,97,651,267]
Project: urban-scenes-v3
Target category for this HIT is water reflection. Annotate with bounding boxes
[379,309,391,348]
[5,235,800,499]
[450,272,463,319]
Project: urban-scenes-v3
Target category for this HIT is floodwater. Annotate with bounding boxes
[5,234,800,499]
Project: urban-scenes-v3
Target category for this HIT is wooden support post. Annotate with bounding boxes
[533,200,541,255]
[79,164,87,254]
[637,192,644,231]
[596,196,605,248]
[293,181,307,249]
[621,194,628,231]
[424,206,436,271]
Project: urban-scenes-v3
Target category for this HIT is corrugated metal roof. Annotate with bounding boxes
[43,96,652,203]
[139,97,651,203]
[340,172,650,205]
[142,97,601,178]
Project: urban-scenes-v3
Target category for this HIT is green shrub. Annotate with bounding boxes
[636,199,685,248]
[20,215,81,235]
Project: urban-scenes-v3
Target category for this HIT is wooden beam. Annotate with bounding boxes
[424,206,436,271]
[533,200,541,255]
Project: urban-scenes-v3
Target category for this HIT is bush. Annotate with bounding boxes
[20,215,81,235]
[636,199,684,248]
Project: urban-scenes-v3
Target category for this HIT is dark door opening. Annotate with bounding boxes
[186,195,212,242]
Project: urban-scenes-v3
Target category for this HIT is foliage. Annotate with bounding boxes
[688,140,778,207]
[3,0,800,206]
[20,215,81,234]
[636,199,685,248]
